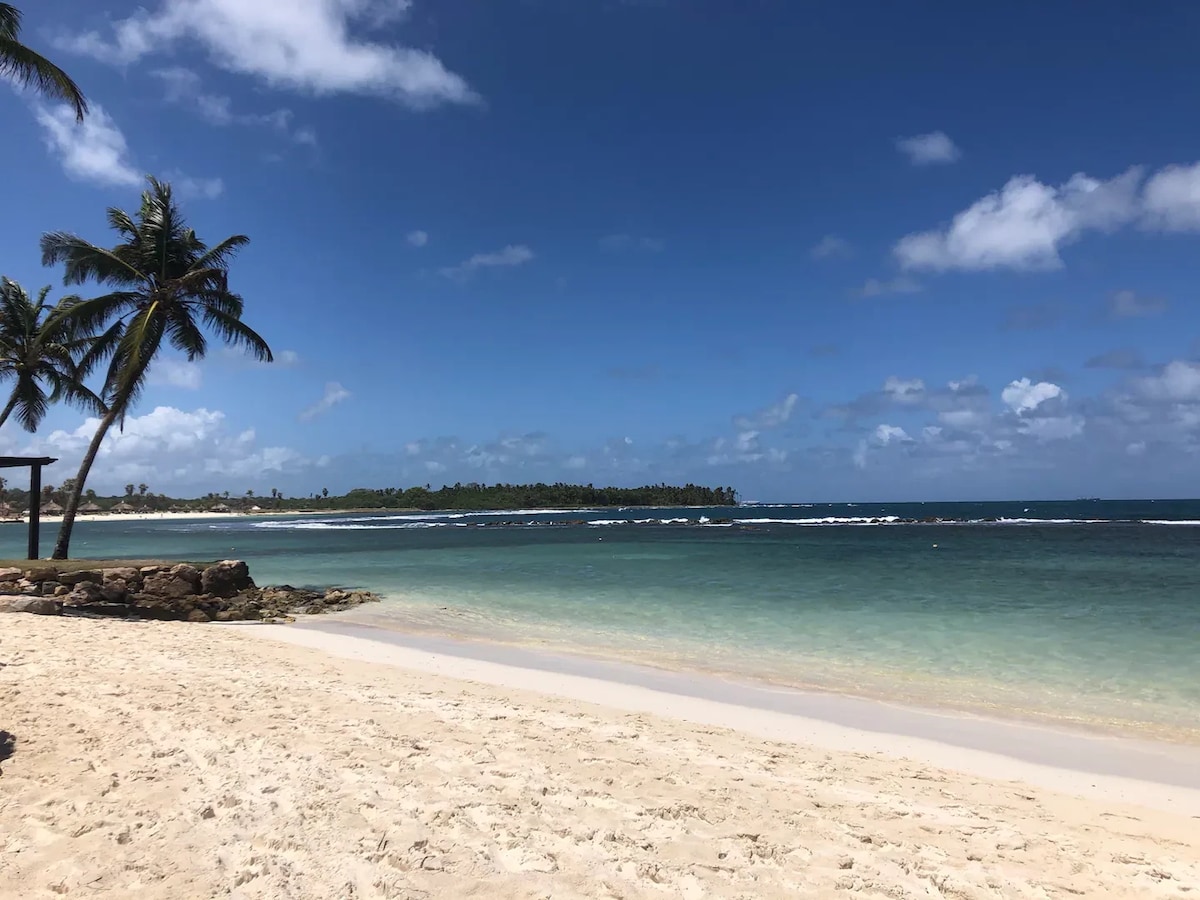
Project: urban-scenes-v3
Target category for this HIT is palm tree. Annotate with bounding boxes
[0,278,105,431]
[41,176,272,558]
[0,5,88,121]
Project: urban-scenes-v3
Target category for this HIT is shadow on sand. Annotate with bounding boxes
[0,730,14,764]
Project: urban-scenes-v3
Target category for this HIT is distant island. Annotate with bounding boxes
[0,480,738,515]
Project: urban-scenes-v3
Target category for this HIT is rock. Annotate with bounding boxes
[25,567,59,584]
[142,571,200,600]
[102,567,143,590]
[58,569,104,586]
[100,583,129,603]
[41,581,62,596]
[139,565,165,576]
[64,582,105,607]
[169,563,202,584]
[54,585,70,597]
[187,608,212,623]
[0,567,23,582]
[200,560,253,598]
[102,578,132,600]
[0,596,62,615]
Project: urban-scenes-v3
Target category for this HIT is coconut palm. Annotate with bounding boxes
[0,278,105,431]
[41,176,272,558]
[1,4,88,121]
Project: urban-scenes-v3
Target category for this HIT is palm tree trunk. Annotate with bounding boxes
[51,401,122,559]
[0,393,18,430]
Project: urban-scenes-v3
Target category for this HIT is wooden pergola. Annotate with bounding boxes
[0,456,58,559]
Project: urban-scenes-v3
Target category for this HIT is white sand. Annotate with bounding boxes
[2,616,1198,899]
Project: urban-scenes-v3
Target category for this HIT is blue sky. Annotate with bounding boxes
[2,0,1200,500]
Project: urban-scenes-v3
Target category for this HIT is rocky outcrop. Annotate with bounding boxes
[0,560,380,623]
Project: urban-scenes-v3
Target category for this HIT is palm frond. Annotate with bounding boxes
[105,208,140,241]
[107,303,166,413]
[12,372,47,432]
[0,5,20,40]
[201,307,273,363]
[0,29,88,122]
[41,233,145,285]
[191,234,250,272]
[76,319,125,378]
[50,292,143,335]
[165,306,207,360]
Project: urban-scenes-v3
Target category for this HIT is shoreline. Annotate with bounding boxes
[245,618,1200,813]
[3,615,1198,897]
[331,604,1200,747]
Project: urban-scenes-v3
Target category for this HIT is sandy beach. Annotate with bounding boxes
[2,617,1198,899]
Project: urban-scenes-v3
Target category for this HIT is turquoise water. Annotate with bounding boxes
[7,499,1200,740]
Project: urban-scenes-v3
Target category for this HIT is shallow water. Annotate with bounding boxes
[8,499,1199,740]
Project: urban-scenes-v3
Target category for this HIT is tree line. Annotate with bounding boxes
[335,482,738,511]
[0,481,738,513]
[1,10,272,555]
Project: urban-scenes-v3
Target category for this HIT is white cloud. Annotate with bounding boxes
[564,455,587,470]
[299,381,351,421]
[852,441,868,470]
[883,376,925,405]
[894,169,1142,271]
[292,125,318,146]
[938,408,988,430]
[34,102,141,186]
[1107,289,1167,319]
[1135,361,1200,403]
[734,430,760,453]
[1018,415,1084,441]
[152,66,317,144]
[33,101,223,197]
[440,244,534,280]
[59,0,478,109]
[1141,162,1200,231]
[734,393,798,430]
[874,424,910,444]
[171,173,225,199]
[809,234,852,259]
[152,66,232,123]
[1,406,311,492]
[896,131,961,165]
[856,276,922,297]
[406,230,429,247]
[148,358,203,389]
[1002,378,1064,414]
[852,423,911,469]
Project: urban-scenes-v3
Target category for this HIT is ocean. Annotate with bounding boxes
[5,499,1199,741]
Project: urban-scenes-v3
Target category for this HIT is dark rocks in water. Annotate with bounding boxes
[0,560,380,623]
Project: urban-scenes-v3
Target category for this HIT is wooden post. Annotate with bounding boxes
[28,463,41,560]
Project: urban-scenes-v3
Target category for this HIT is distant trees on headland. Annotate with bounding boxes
[338,482,738,511]
[0,482,738,513]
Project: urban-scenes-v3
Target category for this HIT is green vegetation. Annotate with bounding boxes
[0,278,104,431]
[0,4,87,121]
[0,482,737,514]
[41,177,273,558]
[334,482,738,511]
